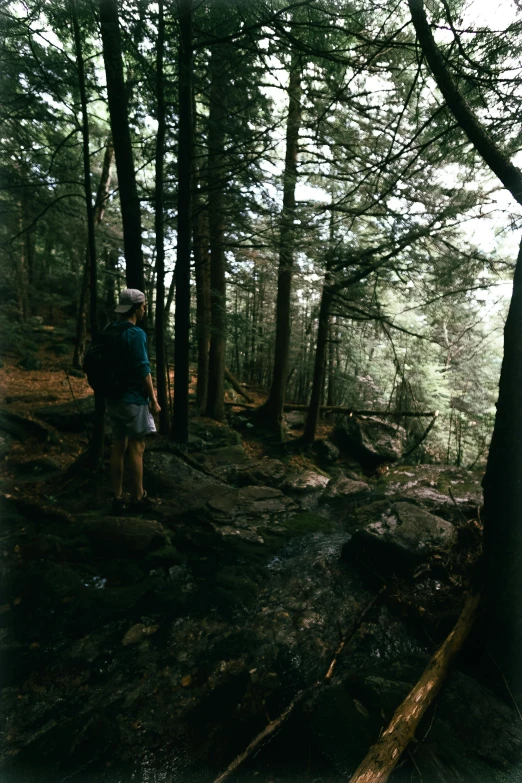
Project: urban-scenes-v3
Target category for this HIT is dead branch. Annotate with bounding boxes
[224,367,253,403]
[348,592,481,783]
[213,589,387,783]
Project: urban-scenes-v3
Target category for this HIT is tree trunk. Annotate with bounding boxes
[256,52,302,438]
[409,0,522,695]
[100,0,144,291]
[172,0,193,442]
[154,0,169,435]
[194,201,211,411]
[302,283,334,444]
[70,0,105,468]
[73,139,114,369]
[205,45,227,421]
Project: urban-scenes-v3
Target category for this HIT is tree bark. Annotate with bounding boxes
[194,199,211,411]
[100,0,144,290]
[172,0,193,442]
[73,139,114,369]
[205,45,227,421]
[70,0,105,468]
[154,0,169,435]
[303,281,334,444]
[349,593,480,783]
[256,52,302,438]
[409,0,522,695]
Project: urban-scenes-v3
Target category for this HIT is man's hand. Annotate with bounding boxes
[150,398,161,415]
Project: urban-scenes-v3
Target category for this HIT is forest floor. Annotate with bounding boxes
[0,325,521,783]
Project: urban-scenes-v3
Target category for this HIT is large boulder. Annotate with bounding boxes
[332,416,406,467]
[373,464,483,520]
[312,439,340,464]
[343,500,456,573]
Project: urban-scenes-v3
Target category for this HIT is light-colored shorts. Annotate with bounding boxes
[107,401,157,441]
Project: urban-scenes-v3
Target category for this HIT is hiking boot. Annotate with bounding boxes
[128,490,158,513]
[111,495,126,515]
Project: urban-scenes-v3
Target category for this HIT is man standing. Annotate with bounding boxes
[107,289,161,514]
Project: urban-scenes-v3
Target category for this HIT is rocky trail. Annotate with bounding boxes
[0,340,521,783]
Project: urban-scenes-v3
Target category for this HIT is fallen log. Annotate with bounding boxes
[348,592,481,783]
[220,401,437,418]
[224,367,253,404]
[282,405,438,417]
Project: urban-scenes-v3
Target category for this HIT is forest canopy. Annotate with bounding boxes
[1,0,521,462]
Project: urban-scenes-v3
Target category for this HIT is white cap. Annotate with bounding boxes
[114,289,146,314]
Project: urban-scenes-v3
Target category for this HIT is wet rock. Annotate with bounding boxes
[122,623,159,646]
[34,396,94,432]
[312,438,340,464]
[285,471,330,493]
[321,475,370,503]
[80,516,166,552]
[344,501,456,573]
[203,485,297,541]
[67,634,102,662]
[332,416,406,467]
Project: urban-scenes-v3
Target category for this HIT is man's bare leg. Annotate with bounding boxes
[111,438,128,498]
[128,438,146,500]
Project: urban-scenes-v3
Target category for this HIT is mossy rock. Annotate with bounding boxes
[146,545,184,566]
[18,356,41,371]
[51,343,71,356]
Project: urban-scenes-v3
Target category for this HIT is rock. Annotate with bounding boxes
[35,396,94,432]
[321,475,370,503]
[144,450,219,498]
[344,501,456,573]
[17,355,41,370]
[50,343,70,356]
[332,416,406,467]
[235,457,286,488]
[80,516,166,552]
[188,418,241,449]
[312,439,340,464]
[122,623,159,646]
[284,411,306,430]
[374,464,483,519]
[194,445,252,480]
[285,471,331,493]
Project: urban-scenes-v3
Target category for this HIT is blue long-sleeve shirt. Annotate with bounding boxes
[114,324,151,405]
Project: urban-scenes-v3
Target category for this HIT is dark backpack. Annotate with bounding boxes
[83,322,134,398]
